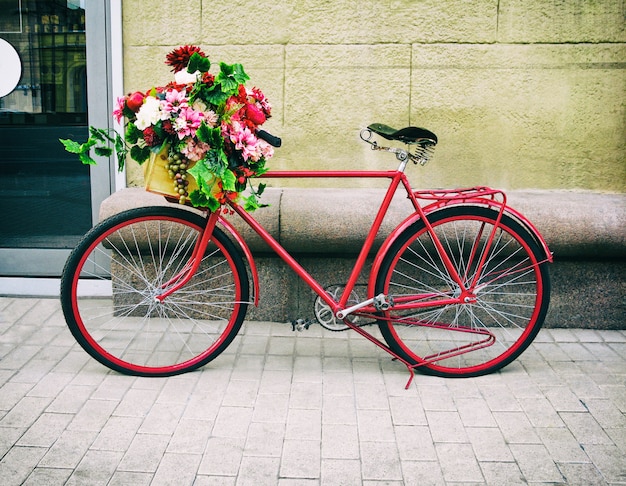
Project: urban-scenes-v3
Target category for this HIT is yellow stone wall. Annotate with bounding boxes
[122,0,625,191]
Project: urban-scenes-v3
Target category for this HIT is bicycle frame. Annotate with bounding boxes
[155,163,553,388]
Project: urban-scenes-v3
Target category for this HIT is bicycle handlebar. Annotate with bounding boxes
[257,129,282,148]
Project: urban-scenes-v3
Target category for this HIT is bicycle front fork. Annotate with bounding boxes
[153,210,221,302]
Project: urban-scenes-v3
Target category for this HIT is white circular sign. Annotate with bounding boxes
[0,38,22,98]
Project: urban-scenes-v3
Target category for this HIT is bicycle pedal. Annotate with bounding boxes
[291,318,314,332]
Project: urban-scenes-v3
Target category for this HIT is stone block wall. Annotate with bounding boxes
[121,0,625,193]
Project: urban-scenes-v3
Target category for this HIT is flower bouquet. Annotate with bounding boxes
[61,45,277,211]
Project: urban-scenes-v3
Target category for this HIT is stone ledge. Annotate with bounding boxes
[101,187,626,260]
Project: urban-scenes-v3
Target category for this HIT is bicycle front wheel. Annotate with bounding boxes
[375,205,550,377]
[60,206,249,376]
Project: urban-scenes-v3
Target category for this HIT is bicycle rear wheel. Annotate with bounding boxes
[375,205,550,377]
[60,206,249,376]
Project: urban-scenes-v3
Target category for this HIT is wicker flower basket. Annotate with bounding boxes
[143,145,199,201]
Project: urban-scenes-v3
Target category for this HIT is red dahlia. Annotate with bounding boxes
[165,45,206,72]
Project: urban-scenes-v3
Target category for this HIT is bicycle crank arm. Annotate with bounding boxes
[336,293,392,320]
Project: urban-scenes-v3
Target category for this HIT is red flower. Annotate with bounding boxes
[126,91,144,112]
[162,120,175,135]
[165,45,206,73]
[244,103,266,126]
[143,127,160,146]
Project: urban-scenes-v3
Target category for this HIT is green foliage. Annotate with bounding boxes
[187,52,211,73]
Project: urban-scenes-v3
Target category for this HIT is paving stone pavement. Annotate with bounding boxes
[0,296,625,485]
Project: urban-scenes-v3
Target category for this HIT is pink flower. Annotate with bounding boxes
[173,106,202,140]
[161,89,188,115]
[113,96,126,123]
[228,122,259,161]
[180,138,211,162]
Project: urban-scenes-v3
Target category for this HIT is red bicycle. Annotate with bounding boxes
[60,124,552,387]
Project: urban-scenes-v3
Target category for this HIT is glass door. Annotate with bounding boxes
[0,0,115,276]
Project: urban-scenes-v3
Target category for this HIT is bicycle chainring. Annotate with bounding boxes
[314,284,360,331]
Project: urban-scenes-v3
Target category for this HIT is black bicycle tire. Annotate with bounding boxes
[375,205,551,378]
[60,205,249,376]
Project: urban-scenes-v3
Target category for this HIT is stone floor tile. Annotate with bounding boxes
[426,410,468,444]
[0,446,49,486]
[290,380,323,409]
[559,411,614,446]
[237,456,281,486]
[244,421,285,457]
[108,470,153,485]
[401,460,445,486]
[509,443,564,483]
[90,415,143,452]
[455,397,497,427]
[222,379,260,408]
[112,387,160,418]
[321,423,359,460]
[0,382,33,411]
[166,418,213,454]
[435,442,484,483]
[357,409,395,442]
[584,398,626,429]
[581,443,626,484]
[211,406,253,439]
[0,396,53,429]
[321,371,354,397]
[542,385,588,412]
[38,429,98,469]
[321,458,361,486]
[322,394,357,425]
[286,408,322,441]
[198,436,244,476]
[68,449,123,485]
[394,425,437,461]
[479,461,526,485]
[67,398,118,432]
[389,395,428,426]
[116,433,169,473]
[536,426,590,464]
[280,439,321,479]
[22,467,73,486]
[493,411,541,444]
[518,396,565,428]
[479,384,522,412]
[466,427,515,462]
[417,384,456,412]
[360,441,402,481]
[151,452,201,486]
[252,392,289,423]
[16,412,73,448]
[355,381,389,410]
[557,462,607,486]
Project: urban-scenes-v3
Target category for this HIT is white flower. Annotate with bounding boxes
[174,69,201,85]
[135,96,165,130]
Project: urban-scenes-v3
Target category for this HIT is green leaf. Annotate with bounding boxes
[94,146,113,157]
[59,138,83,153]
[125,123,141,144]
[196,123,223,149]
[221,169,236,192]
[215,62,249,96]
[78,152,97,166]
[187,52,211,73]
[190,189,220,212]
[88,126,107,142]
[114,134,127,171]
[203,87,230,106]
[130,144,150,164]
